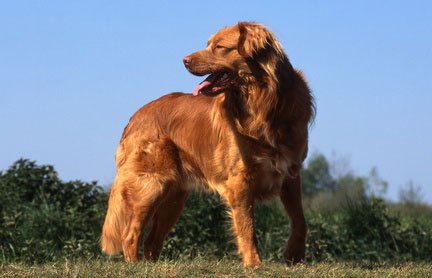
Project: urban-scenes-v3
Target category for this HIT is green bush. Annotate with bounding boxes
[0,159,108,263]
[1,159,431,264]
[163,195,432,263]
[160,190,235,259]
[306,198,432,262]
[161,195,291,261]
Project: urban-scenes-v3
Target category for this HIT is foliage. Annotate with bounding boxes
[306,198,432,262]
[163,193,432,263]
[0,159,108,263]
[1,158,431,265]
[301,153,336,198]
[390,203,432,218]
[388,180,431,217]
[302,153,388,211]
[399,180,424,205]
[160,190,234,259]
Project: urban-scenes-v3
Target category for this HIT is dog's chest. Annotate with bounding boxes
[253,154,290,192]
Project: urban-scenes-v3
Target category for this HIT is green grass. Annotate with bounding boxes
[1,258,431,278]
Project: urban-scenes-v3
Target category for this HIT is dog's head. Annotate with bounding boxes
[183,22,285,97]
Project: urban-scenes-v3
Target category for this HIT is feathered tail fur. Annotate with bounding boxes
[101,179,127,255]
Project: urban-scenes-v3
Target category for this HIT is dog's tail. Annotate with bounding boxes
[101,179,127,255]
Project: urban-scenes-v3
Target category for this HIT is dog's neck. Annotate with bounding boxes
[224,56,313,149]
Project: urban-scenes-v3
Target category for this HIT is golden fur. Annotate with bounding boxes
[101,22,315,267]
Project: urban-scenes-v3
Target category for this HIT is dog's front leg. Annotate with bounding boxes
[224,183,263,267]
[279,176,307,265]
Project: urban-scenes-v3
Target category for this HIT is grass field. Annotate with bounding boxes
[1,258,431,278]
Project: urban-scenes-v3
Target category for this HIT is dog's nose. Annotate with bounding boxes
[183,56,192,67]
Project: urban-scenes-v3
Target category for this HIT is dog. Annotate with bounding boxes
[101,22,315,267]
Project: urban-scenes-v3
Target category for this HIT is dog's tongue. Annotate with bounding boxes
[192,74,216,96]
[192,80,212,96]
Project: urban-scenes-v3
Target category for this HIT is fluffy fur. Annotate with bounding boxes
[101,22,315,267]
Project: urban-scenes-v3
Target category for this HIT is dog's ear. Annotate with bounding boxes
[237,22,283,58]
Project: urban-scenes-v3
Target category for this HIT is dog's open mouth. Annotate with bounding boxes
[192,72,233,96]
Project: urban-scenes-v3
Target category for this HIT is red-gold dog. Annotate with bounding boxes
[102,22,315,267]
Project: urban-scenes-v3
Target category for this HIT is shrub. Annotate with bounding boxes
[161,194,292,262]
[160,190,235,259]
[0,159,108,263]
[306,198,432,262]
[1,159,431,264]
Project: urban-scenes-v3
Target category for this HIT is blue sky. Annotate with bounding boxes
[1,1,431,203]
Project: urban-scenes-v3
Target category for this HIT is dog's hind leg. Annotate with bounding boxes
[143,187,189,261]
[120,138,182,262]
[120,174,169,262]
[279,176,307,265]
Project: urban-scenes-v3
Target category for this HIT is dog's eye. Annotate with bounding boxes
[216,45,226,49]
